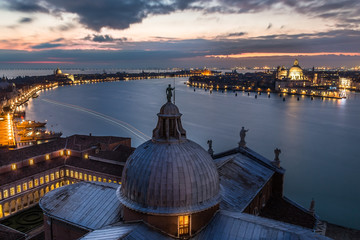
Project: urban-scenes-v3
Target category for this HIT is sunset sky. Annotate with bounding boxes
[1,0,360,68]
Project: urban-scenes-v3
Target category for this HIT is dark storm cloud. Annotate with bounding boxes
[4,0,360,31]
[32,43,64,49]
[227,32,247,37]
[34,0,203,31]
[5,0,49,13]
[83,34,127,43]
[1,29,360,68]
[19,17,33,23]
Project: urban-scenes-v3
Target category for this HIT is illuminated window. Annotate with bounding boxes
[79,173,83,180]
[17,185,21,193]
[98,177,102,182]
[119,182,122,184]
[93,176,96,181]
[70,171,74,178]
[45,154,50,160]
[56,171,60,179]
[22,183,27,191]
[3,190,8,198]
[11,164,16,170]
[84,174,87,181]
[51,184,54,190]
[34,179,39,187]
[60,170,64,177]
[51,173,55,181]
[178,215,190,236]
[108,180,112,183]
[67,150,71,156]
[40,177,44,185]
[10,187,15,196]
[84,153,88,159]
[60,150,64,156]
[0,204,2,218]
[0,192,2,200]
[29,159,34,165]
[29,180,33,189]
[88,175,92,181]
[75,172,78,179]
[66,169,69,176]
[103,178,106,182]
[45,175,49,183]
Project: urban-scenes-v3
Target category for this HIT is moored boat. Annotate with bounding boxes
[16,120,46,129]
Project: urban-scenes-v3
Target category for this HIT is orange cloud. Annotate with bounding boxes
[206,52,360,58]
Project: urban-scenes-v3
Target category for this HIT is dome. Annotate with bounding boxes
[288,59,303,80]
[159,102,181,116]
[55,68,62,75]
[118,139,220,214]
[118,98,220,215]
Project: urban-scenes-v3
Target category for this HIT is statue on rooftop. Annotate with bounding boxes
[207,139,214,157]
[274,148,281,161]
[239,126,249,147]
[272,148,281,167]
[166,84,175,103]
[309,198,315,215]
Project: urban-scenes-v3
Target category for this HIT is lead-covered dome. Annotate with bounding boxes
[118,99,220,215]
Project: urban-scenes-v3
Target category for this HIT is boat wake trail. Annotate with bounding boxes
[42,98,150,141]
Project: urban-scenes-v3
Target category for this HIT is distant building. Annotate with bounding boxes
[39,96,330,240]
[0,135,133,220]
[54,68,74,81]
[276,59,306,80]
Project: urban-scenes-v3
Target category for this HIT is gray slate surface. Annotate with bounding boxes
[216,152,274,212]
[40,181,122,230]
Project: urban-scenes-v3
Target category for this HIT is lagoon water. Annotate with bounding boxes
[23,77,360,229]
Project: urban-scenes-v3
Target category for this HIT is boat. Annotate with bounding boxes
[13,111,25,118]
[16,120,46,129]
[20,130,62,141]
[32,93,39,98]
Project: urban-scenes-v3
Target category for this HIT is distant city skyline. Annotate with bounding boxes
[1,0,360,68]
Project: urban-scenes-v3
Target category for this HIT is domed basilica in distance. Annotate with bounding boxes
[39,86,331,240]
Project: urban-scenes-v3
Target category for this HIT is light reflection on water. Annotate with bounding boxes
[24,78,360,229]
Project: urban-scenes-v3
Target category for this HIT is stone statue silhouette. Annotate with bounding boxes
[166,84,175,102]
[239,126,249,147]
[207,139,214,156]
[274,148,281,161]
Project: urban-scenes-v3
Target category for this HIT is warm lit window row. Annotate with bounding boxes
[0,170,64,200]
[10,150,68,171]
[65,169,121,185]
[0,180,66,219]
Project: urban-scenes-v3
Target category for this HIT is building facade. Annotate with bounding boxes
[0,135,133,220]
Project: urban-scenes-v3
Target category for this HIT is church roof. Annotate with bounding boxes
[79,211,331,240]
[39,181,122,231]
[118,139,221,215]
[192,211,331,240]
[215,151,275,212]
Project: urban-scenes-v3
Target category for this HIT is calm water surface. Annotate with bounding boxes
[23,78,360,229]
